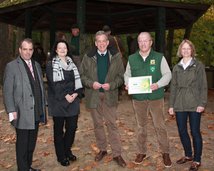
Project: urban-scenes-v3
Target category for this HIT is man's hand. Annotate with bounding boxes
[93,82,102,90]
[150,83,158,91]
[125,85,129,91]
[102,83,110,91]
[9,112,17,122]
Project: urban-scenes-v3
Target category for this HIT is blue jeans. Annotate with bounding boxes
[176,112,202,162]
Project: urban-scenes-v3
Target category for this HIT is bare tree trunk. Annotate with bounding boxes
[15,27,24,56]
[0,23,14,85]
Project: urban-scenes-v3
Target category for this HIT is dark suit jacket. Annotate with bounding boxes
[3,56,46,129]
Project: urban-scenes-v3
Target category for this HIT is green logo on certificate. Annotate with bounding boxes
[141,78,150,91]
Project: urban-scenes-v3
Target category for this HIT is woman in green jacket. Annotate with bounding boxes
[169,39,207,171]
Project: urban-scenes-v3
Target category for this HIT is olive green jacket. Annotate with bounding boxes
[169,59,207,111]
[80,47,125,108]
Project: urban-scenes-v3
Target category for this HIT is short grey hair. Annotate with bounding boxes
[94,30,108,41]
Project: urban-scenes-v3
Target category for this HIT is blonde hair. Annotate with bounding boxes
[177,39,196,58]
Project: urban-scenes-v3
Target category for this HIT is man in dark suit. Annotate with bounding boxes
[3,38,46,171]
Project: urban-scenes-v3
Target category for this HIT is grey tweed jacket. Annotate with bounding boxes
[3,56,46,129]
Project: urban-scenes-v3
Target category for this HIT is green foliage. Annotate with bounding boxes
[169,5,214,66]
[32,31,42,44]
[191,5,214,66]
[0,0,32,8]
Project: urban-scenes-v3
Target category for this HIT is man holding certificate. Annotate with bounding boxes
[124,32,172,167]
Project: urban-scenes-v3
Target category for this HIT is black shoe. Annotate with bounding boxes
[67,153,77,161]
[29,167,41,171]
[59,158,70,166]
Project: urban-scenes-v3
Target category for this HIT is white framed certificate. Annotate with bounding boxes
[128,76,152,94]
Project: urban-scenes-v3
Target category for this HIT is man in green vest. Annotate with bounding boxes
[124,32,172,168]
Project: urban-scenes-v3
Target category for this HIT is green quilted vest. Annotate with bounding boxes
[129,49,164,101]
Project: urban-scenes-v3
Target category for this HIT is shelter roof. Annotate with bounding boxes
[0,0,210,34]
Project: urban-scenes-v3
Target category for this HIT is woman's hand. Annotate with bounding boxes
[65,93,78,103]
[168,108,175,116]
[196,106,205,113]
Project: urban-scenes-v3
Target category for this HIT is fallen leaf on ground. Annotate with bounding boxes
[0,161,13,169]
[207,123,214,130]
[80,161,98,171]
[126,162,138,169]
[90,143,99,153]
[103,155,112,163]
[0,149,6,154]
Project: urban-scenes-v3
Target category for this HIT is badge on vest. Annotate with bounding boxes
[150,60,156,72]
[150,60,155,65]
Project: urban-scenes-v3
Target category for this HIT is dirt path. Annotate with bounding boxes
[0,91,214,171]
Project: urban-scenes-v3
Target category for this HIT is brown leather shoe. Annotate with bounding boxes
[176,156,193,164]
[189,162,201,171]
[162,153,172,168]
[134,154,146,164]
[113,155,126,167]
[95,151,107,161]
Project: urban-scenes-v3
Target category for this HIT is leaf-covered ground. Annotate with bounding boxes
[0,90,214,171]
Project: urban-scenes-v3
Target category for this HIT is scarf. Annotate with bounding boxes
[52,56,82,90]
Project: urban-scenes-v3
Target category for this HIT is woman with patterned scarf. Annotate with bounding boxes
[46,40,83,167]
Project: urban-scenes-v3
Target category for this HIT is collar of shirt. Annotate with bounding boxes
[97,50,107,56]
[180,57,192,70]
[24,59,32,65]
[139,50,151,61]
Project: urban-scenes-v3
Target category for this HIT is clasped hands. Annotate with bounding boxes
[65,93,78,103]
[93,81,110,90]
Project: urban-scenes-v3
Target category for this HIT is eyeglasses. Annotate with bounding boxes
[138,40,151,43]
[181,48,191,51]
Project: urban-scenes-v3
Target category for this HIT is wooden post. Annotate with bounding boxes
[77,0,86,33]
[155,7,166,54]
[25,9,32,38]
[166,29,174,67]
[184,24,193,39]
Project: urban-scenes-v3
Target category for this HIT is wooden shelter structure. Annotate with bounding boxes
[0,0,210,65]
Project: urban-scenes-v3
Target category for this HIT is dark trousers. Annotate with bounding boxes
[176,112,202,162]
[16,123,39,171]
[53,115,78,162]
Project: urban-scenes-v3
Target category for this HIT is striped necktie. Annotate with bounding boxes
[27,61,35,79]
